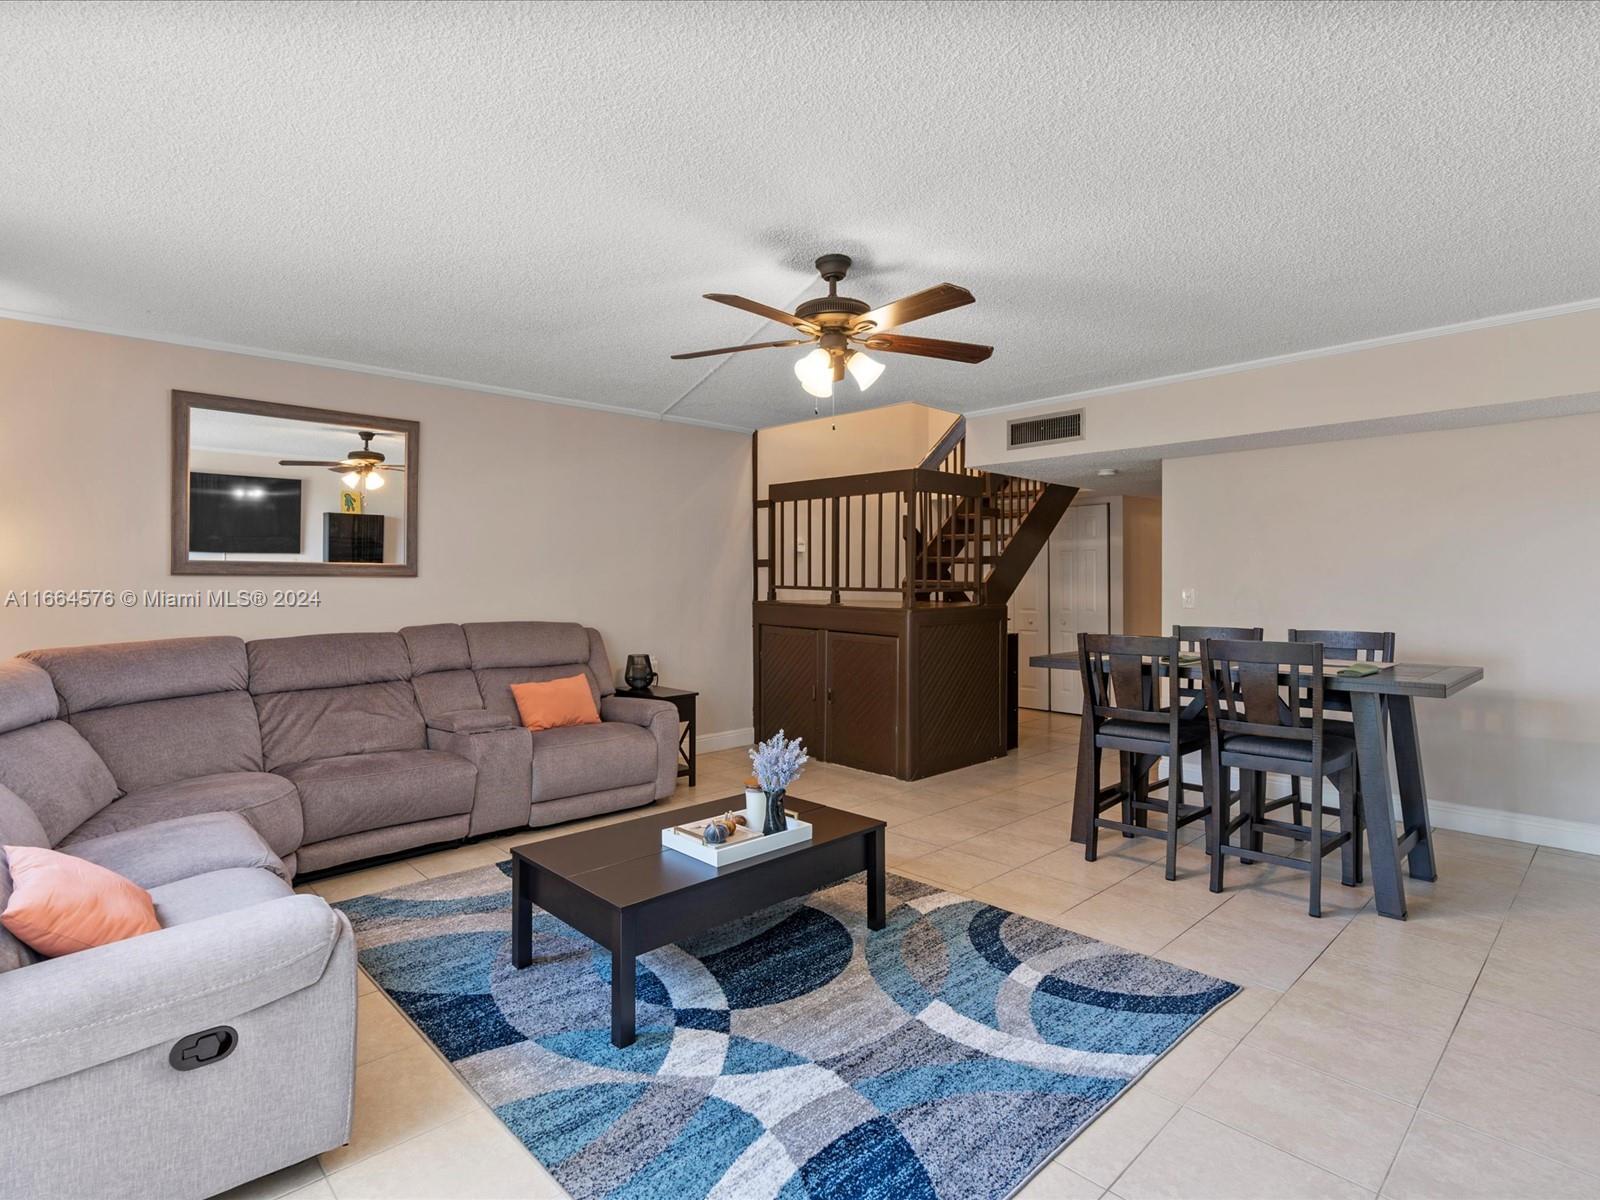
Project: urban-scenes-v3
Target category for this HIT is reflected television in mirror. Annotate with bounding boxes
[172,391,419,577]
[189,473,303,555]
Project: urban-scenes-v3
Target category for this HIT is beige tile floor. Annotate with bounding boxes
[222,711,1600,1200]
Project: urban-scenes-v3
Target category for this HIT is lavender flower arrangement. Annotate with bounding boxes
[749,730,808,793]
[749,731,807,834]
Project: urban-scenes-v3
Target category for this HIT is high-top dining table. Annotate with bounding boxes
[1028,652,1485,920]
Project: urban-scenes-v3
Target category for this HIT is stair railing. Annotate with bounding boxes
[755,417,1059,606]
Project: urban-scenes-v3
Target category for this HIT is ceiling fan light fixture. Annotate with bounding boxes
[794,347,834,399]
[341,471,361,488]
[673,254,989,400]
[364,470,385,491]
[845,350,885,391]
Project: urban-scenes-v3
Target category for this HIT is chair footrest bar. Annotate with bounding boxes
[1093,818,1171,841]
[1231,829,1350,857]
[1150,776,1206,794]
[1215,844,1342,872]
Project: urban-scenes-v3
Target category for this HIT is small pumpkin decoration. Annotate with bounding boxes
[700,812,746,846]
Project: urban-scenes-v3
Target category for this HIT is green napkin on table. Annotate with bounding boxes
[1336,662,1384,678]
[1177,653,1200,666]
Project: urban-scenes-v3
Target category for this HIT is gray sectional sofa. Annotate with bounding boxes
[0,621,680,1199]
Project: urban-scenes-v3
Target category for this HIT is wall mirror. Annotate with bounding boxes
[171,390,419,576]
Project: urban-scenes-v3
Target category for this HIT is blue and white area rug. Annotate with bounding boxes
[336,865,1236,1200]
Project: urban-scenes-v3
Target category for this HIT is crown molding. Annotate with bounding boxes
[0,308,756,435]
[967,295,1600,419]
[12,292,1600,436]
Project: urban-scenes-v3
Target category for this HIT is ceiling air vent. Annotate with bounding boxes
[1007,409,1083,449]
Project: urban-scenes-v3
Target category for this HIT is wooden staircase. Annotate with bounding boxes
[756,415,1075,608]
[752,417,1075,780]
[911,417,1077,605]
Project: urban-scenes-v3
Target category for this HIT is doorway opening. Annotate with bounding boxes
[1008,494,1162,715]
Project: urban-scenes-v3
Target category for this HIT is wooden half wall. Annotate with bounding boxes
[753,601,1007,780]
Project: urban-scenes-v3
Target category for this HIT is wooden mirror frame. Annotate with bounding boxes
[171,390,420,577]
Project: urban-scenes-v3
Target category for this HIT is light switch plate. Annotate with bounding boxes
[1181,587,1197,609]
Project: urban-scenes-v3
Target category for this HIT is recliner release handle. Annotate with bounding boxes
[170,1025,238,1071]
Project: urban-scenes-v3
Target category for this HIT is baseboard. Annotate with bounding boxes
[1422,799,1600,856]
[698,727,753,754]
[1176,762,1600,855]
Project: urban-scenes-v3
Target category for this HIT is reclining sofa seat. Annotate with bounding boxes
[246,631,477,875]
[401,620,679,829]
[15,637,304,872]
[0,616,677,1196]
[0,744,354,1198]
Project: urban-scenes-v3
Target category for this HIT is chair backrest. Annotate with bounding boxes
[1078,633,1183,742]
[1200,637,1327,754]
[24,637,263,794]
[461,622,616,722]
[1173,626,1262,699]
[1173,625,1263,654]
[1289,628,1395,663]
[0,658,120,846]
[247,632,424,771]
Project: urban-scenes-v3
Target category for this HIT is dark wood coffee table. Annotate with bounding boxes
[510,796,886,1047]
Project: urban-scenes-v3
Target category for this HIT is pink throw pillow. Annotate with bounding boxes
[0,845,161,957]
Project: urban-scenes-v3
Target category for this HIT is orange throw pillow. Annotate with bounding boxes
[1,845,161,957]
[510,675,601,732]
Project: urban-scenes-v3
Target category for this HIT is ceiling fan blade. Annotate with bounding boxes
[858,332,993,363]
[377,464,407,471]
[671,338,812,361]
[703,294,819,333]
[859,283,975,332]
[278,459,346,467]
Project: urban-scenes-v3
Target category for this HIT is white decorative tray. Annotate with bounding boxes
[661,813,813,866]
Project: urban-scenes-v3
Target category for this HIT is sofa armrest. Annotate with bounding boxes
[64,811,288,888]
[427,708,517,734]
[600,695,676,728]
[426,724,533,835]
[600,696,680,801]
[0,894,346,1097]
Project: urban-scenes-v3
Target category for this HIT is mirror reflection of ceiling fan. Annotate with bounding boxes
[671,253,993,403]
[279,431,405,492]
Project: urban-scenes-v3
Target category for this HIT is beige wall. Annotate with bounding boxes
[967,307,1600,478]
[756,402,956,495]
[0,319,754,739]
[756,402,956,606]
[1163,414,1600,840]
[1121,495,1161,635]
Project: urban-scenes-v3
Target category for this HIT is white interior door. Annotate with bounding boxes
[1008,549,1050,710]
[1049,503,1110,714]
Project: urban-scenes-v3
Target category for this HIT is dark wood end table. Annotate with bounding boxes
[614,685,697,786]
[509,795,885,1047]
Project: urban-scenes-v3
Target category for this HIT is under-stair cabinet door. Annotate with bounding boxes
[758,625,824,752]
[824,631,900,776]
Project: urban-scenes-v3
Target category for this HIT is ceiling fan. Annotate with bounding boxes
[278,430,405,492]
[671,254,993,401]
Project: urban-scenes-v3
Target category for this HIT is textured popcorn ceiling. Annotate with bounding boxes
[3,1,1598,432]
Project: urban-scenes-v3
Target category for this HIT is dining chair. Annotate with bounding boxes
[1168,626,1263,824]
[1173,625,1264,655]
[1288,629,1396,711]
[1281,629,1395,827]
[1079,633,1213,880]
[1201,638,1361,917]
